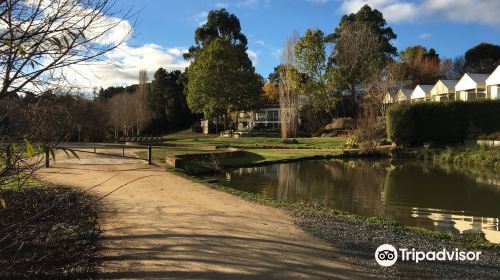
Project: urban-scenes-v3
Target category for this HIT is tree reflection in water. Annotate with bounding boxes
[221,159,500,243]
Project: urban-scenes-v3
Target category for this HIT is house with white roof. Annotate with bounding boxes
[394,88,412,103]
[430,80,458,102]
[383,92,395,104]
[411,85,433,102]
[455,73,489,101]
[486,65,500,100]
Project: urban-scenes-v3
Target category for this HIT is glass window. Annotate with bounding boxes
[267,110,279,121]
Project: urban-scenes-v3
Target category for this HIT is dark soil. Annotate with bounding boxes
[0,186,101,279]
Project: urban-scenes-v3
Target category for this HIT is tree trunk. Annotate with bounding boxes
[215,117,219,134]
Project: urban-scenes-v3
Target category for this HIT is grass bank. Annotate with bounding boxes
[401,145,500,172]
[0,180,101,279]
[139,130,390,169]
[163,129,347,149]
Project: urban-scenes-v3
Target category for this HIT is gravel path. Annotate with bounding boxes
[294,211,500,279]
[36,152,373,279]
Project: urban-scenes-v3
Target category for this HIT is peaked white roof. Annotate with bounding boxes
[456,73,489,91]
[440,80,459,89]
[486,65,500,85]
[411,85,433,99]
[398,88,412,98]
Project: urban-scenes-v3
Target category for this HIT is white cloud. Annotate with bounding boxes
[307,0,329,4]
[236,0,271,8]
[254,40,266,46]
[191,11,209,26]
[339,0,418,22]
[418,32,431,39]
[214,2,229,8]
[271,48,282,59]
[339,0,500,25]
[421,0,500,26]
[246,50,259,66]
[65,44,189,89]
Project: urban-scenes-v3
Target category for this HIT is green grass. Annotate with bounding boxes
[162,129,347,149]
[219,149,345,167]
[136,129,349,167]
[407,145,500,172]
[140,146,346,168]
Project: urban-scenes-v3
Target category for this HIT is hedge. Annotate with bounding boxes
[386,100,500,145]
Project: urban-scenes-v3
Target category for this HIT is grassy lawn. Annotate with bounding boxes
[219,149,345,167]
[136,130,348,167]
[163,129,347,149]
[0,179,101,279]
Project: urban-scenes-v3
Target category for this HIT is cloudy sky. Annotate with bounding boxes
[79,0,500,89]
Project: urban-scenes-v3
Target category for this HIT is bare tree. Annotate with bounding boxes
[135,69,150,135]
[333,21,384,112]
[278,32,299,138]
[108,71,152,139]
[0,0,133,191]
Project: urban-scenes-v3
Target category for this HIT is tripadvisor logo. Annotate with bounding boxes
[375,244,398,267]
[374,244,481,267]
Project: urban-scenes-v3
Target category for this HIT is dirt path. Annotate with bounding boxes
[37,152,373,279]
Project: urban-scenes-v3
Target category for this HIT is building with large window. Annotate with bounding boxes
[431,80,458,102]
[455,73,489,101]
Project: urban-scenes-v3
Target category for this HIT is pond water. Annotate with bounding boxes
[218,159,500,243]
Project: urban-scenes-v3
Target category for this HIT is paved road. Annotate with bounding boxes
[37,152,373,279]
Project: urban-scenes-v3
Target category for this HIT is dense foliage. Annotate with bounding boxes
[464,42,500,73]
[387,100,500,145]
[148,69,192,132]
[185,9,263,129]
[187,39,263,121]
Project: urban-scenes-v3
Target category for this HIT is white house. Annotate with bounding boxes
[237,106,281,131]
[430,80,458,102]
[411,85,433,102]
[486,65,500,100]
[455,73,489,101]
[394,88,412,103]
[383,92,395,104]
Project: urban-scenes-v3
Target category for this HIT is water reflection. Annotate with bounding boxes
[221,159,500,243]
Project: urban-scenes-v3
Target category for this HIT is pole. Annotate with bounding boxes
[45,146,50,168]
[94,146,96,153]
[122,146,125,157]
[148,145,152,165]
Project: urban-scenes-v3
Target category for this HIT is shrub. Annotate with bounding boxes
[343,137,358,148]
[354,117,387,151]
[386,100,500,145]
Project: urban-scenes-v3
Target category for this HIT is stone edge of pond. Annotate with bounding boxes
[171,149,390,174]
[167,166,499,251]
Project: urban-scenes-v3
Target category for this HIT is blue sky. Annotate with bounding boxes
[82,0,500,88]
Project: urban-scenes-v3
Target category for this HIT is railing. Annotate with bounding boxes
[44,144,152,167]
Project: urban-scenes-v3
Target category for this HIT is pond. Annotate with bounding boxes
[218,159,500,243]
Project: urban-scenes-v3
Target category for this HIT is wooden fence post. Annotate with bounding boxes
[148,145,152,165]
